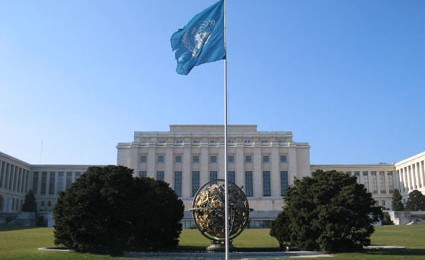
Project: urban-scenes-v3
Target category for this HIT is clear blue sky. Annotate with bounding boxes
[1,0,424,165]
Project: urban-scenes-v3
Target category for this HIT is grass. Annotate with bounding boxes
[0,225,424,259]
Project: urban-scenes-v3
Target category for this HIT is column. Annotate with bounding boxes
[235,145,244,188]
[147,147,156,179]
[165,147,173,185]
[288,144,297,186]
[253,147,262,198]
[218,145,224,180]
[130,147,139,176]
[182,146,191,198]
[200,146,209,187]
[401,168,407,192]
[271,147,280,198]
[406,167,411,191]
[420,161,425,188]
[415,162,421,189]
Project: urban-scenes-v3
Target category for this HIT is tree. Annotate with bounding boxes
[54,165,184,255]
[22,190,37,212]
[270,170,382,253]
[391,189,404,211]
[405,190,425,211]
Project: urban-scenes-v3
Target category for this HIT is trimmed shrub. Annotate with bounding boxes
[54,165,184,254]
[270,170,382,253]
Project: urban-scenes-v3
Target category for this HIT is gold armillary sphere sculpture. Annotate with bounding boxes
[191,179,251,251]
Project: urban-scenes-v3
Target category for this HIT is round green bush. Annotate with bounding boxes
[54,165,184,254]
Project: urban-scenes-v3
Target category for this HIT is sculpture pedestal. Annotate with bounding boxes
[207,240,234,252]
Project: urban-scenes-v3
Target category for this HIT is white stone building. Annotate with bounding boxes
[395,152,425,202]
[117,125,311,227]
[1,125,425,227]
[0,152,31,213]
[0,151,93,214]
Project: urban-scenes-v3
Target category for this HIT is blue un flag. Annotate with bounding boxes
[171,0,225,75]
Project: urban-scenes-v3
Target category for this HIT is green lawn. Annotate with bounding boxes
[0,225,424,259]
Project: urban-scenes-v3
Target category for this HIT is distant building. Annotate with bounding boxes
[395,152,425,201]
[1,125,424,228]
[0,152,93,214]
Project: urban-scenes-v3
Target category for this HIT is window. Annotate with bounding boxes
[280,155,287,163]
[174,171,182,197]
[9,165,14,190]
[66,172,73,190]
[192,171,200,196]
[12,167,18,192]
[175,155,182,163]
[362,171,369,191]
[228,171,235,183]
[174,140,184,146]
[371,171,378,194]
[210,155,217,163]
[41,172,47,195]
[33,172,39,194]
[48,172,55,195]
[157,155,165,163]
[379,171,386,194]
[209,140,217,145]
[244,140,251,146]
[354,171,360,183]
[140,155,147,163]
[261,140,269,146]
[0,161,4,188]
[157,171,164,181]
[388,171,394,193]
[280,171,288,196]
[210,171,217,181]
[263,155,270,163]
[245,171,253,197]
[192,155,200,163]
[139,171,147,177]
[75,172,81,180]
[263,171,271,196]
[192,139,200,145]
[57,172,64,193]
[245,155,252,163]
[228,155,235,163]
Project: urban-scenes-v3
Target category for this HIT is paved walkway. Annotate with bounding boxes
[39,247,333,259]
[124,251,333,259]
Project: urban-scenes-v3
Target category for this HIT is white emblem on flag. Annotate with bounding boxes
[183,20,216,57]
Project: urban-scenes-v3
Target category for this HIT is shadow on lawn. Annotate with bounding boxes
[364,249,425,256]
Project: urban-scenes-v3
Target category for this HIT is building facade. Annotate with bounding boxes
[117,125,311,227]
[0,151,93,214]
[0,152,31,213]
[29,165,92,212]
[395,152,425,201]
[1,125,425,227]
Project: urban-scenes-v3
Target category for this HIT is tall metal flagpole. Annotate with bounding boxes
[223,0,229,259]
